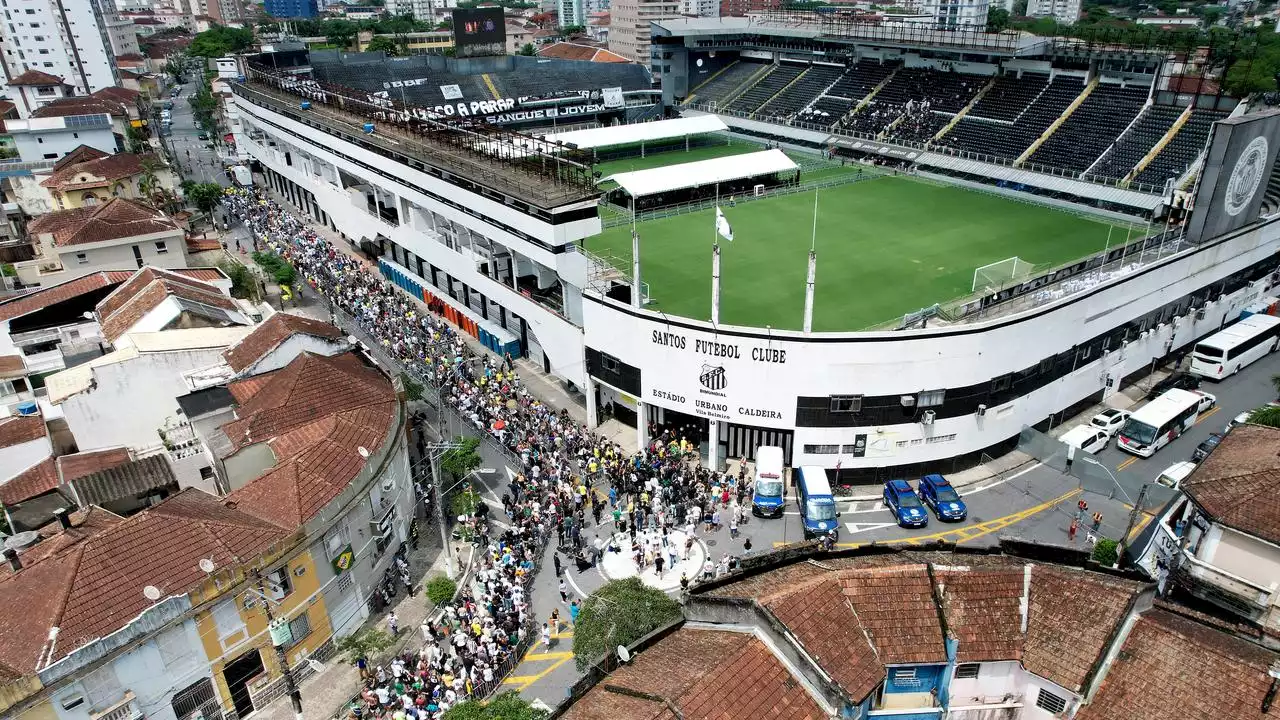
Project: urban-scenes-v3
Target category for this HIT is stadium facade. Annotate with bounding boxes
[232,28,1280,482]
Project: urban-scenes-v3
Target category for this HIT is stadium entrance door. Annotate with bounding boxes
[721,422,793,466]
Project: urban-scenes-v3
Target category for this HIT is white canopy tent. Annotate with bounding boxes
[542,115,729,150]
[603,149,798,197]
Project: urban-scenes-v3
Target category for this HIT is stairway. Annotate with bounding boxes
[839,66,901,128]
[1126,104,1194,184]
[933,76,997,143]
[1015,77,1098,167]
[685,61,738,104]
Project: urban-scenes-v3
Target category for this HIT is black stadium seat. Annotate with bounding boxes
[688,61,762,106]
[1135,108,1227,187]
[935,76,1083,162]
[1086,105,1181,182]
[755,65,843,121]
[1028,83,1148,174]
[727,64,805,115]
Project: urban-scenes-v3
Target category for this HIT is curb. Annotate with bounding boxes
[839,458,1039,502]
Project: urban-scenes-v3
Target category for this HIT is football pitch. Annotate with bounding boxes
[588,175,1129,331]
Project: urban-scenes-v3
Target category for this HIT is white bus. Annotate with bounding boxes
[1189,314,1280,380]
[1118,389,1205,458]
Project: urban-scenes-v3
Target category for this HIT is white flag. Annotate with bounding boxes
[715,206,734,242]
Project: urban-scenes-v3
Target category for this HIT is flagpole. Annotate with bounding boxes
[631,192,641,309]
[803,189,817,333]
[712,183,721,325]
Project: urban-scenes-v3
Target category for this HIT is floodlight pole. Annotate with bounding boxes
[711,184,721,325]
[803,190,818,333]
[631,193,642,309]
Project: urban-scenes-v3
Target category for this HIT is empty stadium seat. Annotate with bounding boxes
[688,61,762,106]
[1086,105,1181,182]
[1028,83,1148,174]
[727,63,805,115]
[966,73,1048,122]
[756,65,844,120]
[1135,108,1227,187]
[935,76,1083,162]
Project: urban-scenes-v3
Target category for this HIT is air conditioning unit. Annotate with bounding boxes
[900,395,916,407]
[921,410,936,425]
[976,404,987,417]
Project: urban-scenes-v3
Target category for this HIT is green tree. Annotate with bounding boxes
[425,576,457,605]
[187,182,224,221]
[126,125,149,155]
[218,260,259,301]
[986,7,1011,31]
[164,58,186,84]
[517,42,537,56]
[326,19,359,49]
[1225,55,1279,97]
[573,578,681,671]
[1091,537,1119,566]
[441,436,482,478]
[1199,6,1224,26]
[1249,405,1280,428]
[336,627,395,665]
[442,692,547,720]
[1012,0,1028,14]
[366,35,402,55]
[190,25,254,57]
[399,372,424,401]
[138,155,163,199]
[560,24,585,35]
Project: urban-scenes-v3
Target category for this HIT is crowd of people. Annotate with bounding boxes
[222,187,759,717]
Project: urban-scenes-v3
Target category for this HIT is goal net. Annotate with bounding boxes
[972,256,1035,293]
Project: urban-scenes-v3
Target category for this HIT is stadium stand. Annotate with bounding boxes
[797,96,855,126]
[840,66,984,139]
[966,73,1049,122]
[727,63,805,115]
[826,60,899,102]
[757,64,844,120]
[1028,83,1148,173]
[1085,105,1182,182]
[688,61,760,106]
[935,76,1083,160]
[1135,108,1227,186]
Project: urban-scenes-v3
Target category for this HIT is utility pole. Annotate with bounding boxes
[1116,483,1149,568]
[252,569,304,720]
[422,441,465,580]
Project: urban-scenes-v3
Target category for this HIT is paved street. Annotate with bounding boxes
[164,79,228,186]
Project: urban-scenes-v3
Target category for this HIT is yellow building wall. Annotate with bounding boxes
[0,678,49,718]
[54,181,139,210]
[195,549,334,715]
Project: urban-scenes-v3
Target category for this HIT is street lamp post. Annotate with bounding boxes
[1080,456,1134,505]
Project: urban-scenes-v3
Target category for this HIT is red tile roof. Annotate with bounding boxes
[1024,565,1139,692]
[0,489,289,676]
[0,457,58,504]
[27,198,180,249]
[0,415,47,450]
[223,313,345,373]
[53,145,110,171]
[1183,424,1280,545]
[1077,609,1277,720]
[937,564,1027,663]
[562,628,824,720]
[95,266,237,344]
[58,447,132,484]
[841,564,947,664]
[8,69,65,86]
[0,271,133,323]
[224,352,396,527]
[0,354,25,378]
[538,42,630,63]
[41,153,147,191]
[173,268,228,283]
[31,88,138,120]
[765,576,883,699]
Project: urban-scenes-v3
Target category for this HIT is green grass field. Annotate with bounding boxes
[588,175,1126,331]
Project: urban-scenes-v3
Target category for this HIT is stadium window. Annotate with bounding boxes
[925,434,957,444]
[829,395,861,413]
[917,389,945,408]
[1035,688,1067,714]
[803,444,839,454]
[600,354,620,373]
[954,663,980,679]
[990,375,1011,393]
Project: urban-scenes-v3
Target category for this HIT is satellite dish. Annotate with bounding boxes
[143,585,162,601]
[199,558,217,573]
[358,446,370,459]
[616,646,631,663]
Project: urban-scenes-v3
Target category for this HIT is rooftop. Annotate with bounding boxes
[41,153,148,191]
[0,447,132,505]
[604,149,798,197]
[94,266,241,344]
[0,414,47,450]
[537,42,630,63]
[222,311,346,373]
[1182,424,1280,546]
[0,270,133,324]
[8,69,65,86]
[27,198,180,249]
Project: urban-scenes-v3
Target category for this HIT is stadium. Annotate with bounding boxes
[231,14,1280,483]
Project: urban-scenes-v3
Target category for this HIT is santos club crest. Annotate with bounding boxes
[1225,136,1269,217]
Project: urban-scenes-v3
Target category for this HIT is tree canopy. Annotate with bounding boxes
[573,577,681,671]
[190,25,254,58]
[442,692,547,720]
[365,35,402,56]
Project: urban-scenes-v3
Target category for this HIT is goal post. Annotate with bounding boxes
[972,256,1035,293]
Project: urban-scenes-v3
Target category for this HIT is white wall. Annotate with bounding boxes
[0,0,118,96]
[1199,525,1280,590]
[242,333,348,376]
[28,231,187,287]
[13,127,117,163]
[1020,674,1079,720]
[58,348,229,453]
[947,661,1020,707]
[0,434,53,483]
[583,219,1280,469]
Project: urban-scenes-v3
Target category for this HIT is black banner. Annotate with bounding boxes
[453,8,505,58]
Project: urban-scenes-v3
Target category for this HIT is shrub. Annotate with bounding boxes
[1091,537,1119,567]
[426,576,457,606]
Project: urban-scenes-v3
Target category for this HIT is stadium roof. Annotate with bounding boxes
[604,149,798,197]
[543,115,728,150]
[918,153,1162,211]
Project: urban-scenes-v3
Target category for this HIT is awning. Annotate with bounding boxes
[542,115,729,150]
[603,149,798,197]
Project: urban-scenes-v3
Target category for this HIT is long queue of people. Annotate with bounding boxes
[222,187,758,717]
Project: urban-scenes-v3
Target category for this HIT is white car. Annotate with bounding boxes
[1061,424,1110,455]
[1194,390,1217,414]
[1089,408,1132,439]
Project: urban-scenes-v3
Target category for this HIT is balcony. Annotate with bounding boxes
[1179,550,1277,623]
[22,348,66,374]
[90,692,144,720]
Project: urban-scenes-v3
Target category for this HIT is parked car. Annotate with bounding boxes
[1193,433,1224,462]
[883,479,928,528]
[1061,425,1110,455]
[1193,390,1217,414]
[197,131,209,140]
[1146,372,1201,400]
[1089,408,1132,439]
[918,474,967,521]
[1226,411,1252,434]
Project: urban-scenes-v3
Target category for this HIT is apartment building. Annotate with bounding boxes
[0,0,123,97]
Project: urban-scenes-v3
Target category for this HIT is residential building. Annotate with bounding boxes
[264,0,319,17]
[0,337,410,720]
[920,0,991,28]
[609,0,680,64]
[680,0,717,17]
[104,12,142,57]
[356,31,453,54]
[1026,0,1081,23]
[0,411,51,484]
[2,70,70,118]
[383,0,454,22]
[6,146,175,215]
[0,0,123,97]
[718,0,778,16]
[560,0,585,27]
[29,86,147,144]
[505,21,534,53]
[4,113,118,164]
[586,11,608,42]
[17,198,188,286]
[560,543,1280,720]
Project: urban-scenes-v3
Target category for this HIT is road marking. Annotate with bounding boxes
[845,521,899,534]
[1196,406,1221,424]
[563,566,587,599]
[1116,456,1138,472]
[845,501,886,514]
[833,487,1083,549]
[960,462,1045,496]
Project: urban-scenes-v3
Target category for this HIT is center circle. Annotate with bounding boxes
[598,528,707,591]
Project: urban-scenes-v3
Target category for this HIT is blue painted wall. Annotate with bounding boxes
[885,664,945,695]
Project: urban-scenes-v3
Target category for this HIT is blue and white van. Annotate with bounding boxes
[750,445,786,517]
[797,466,839,539]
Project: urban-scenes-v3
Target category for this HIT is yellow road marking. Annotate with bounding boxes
[522,649,573,662]
[505,653,576,690]
[1196,406,1220,424]
[835,487,1083,549]
[1116,456,1138,472]
[1126,511,1155,541]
